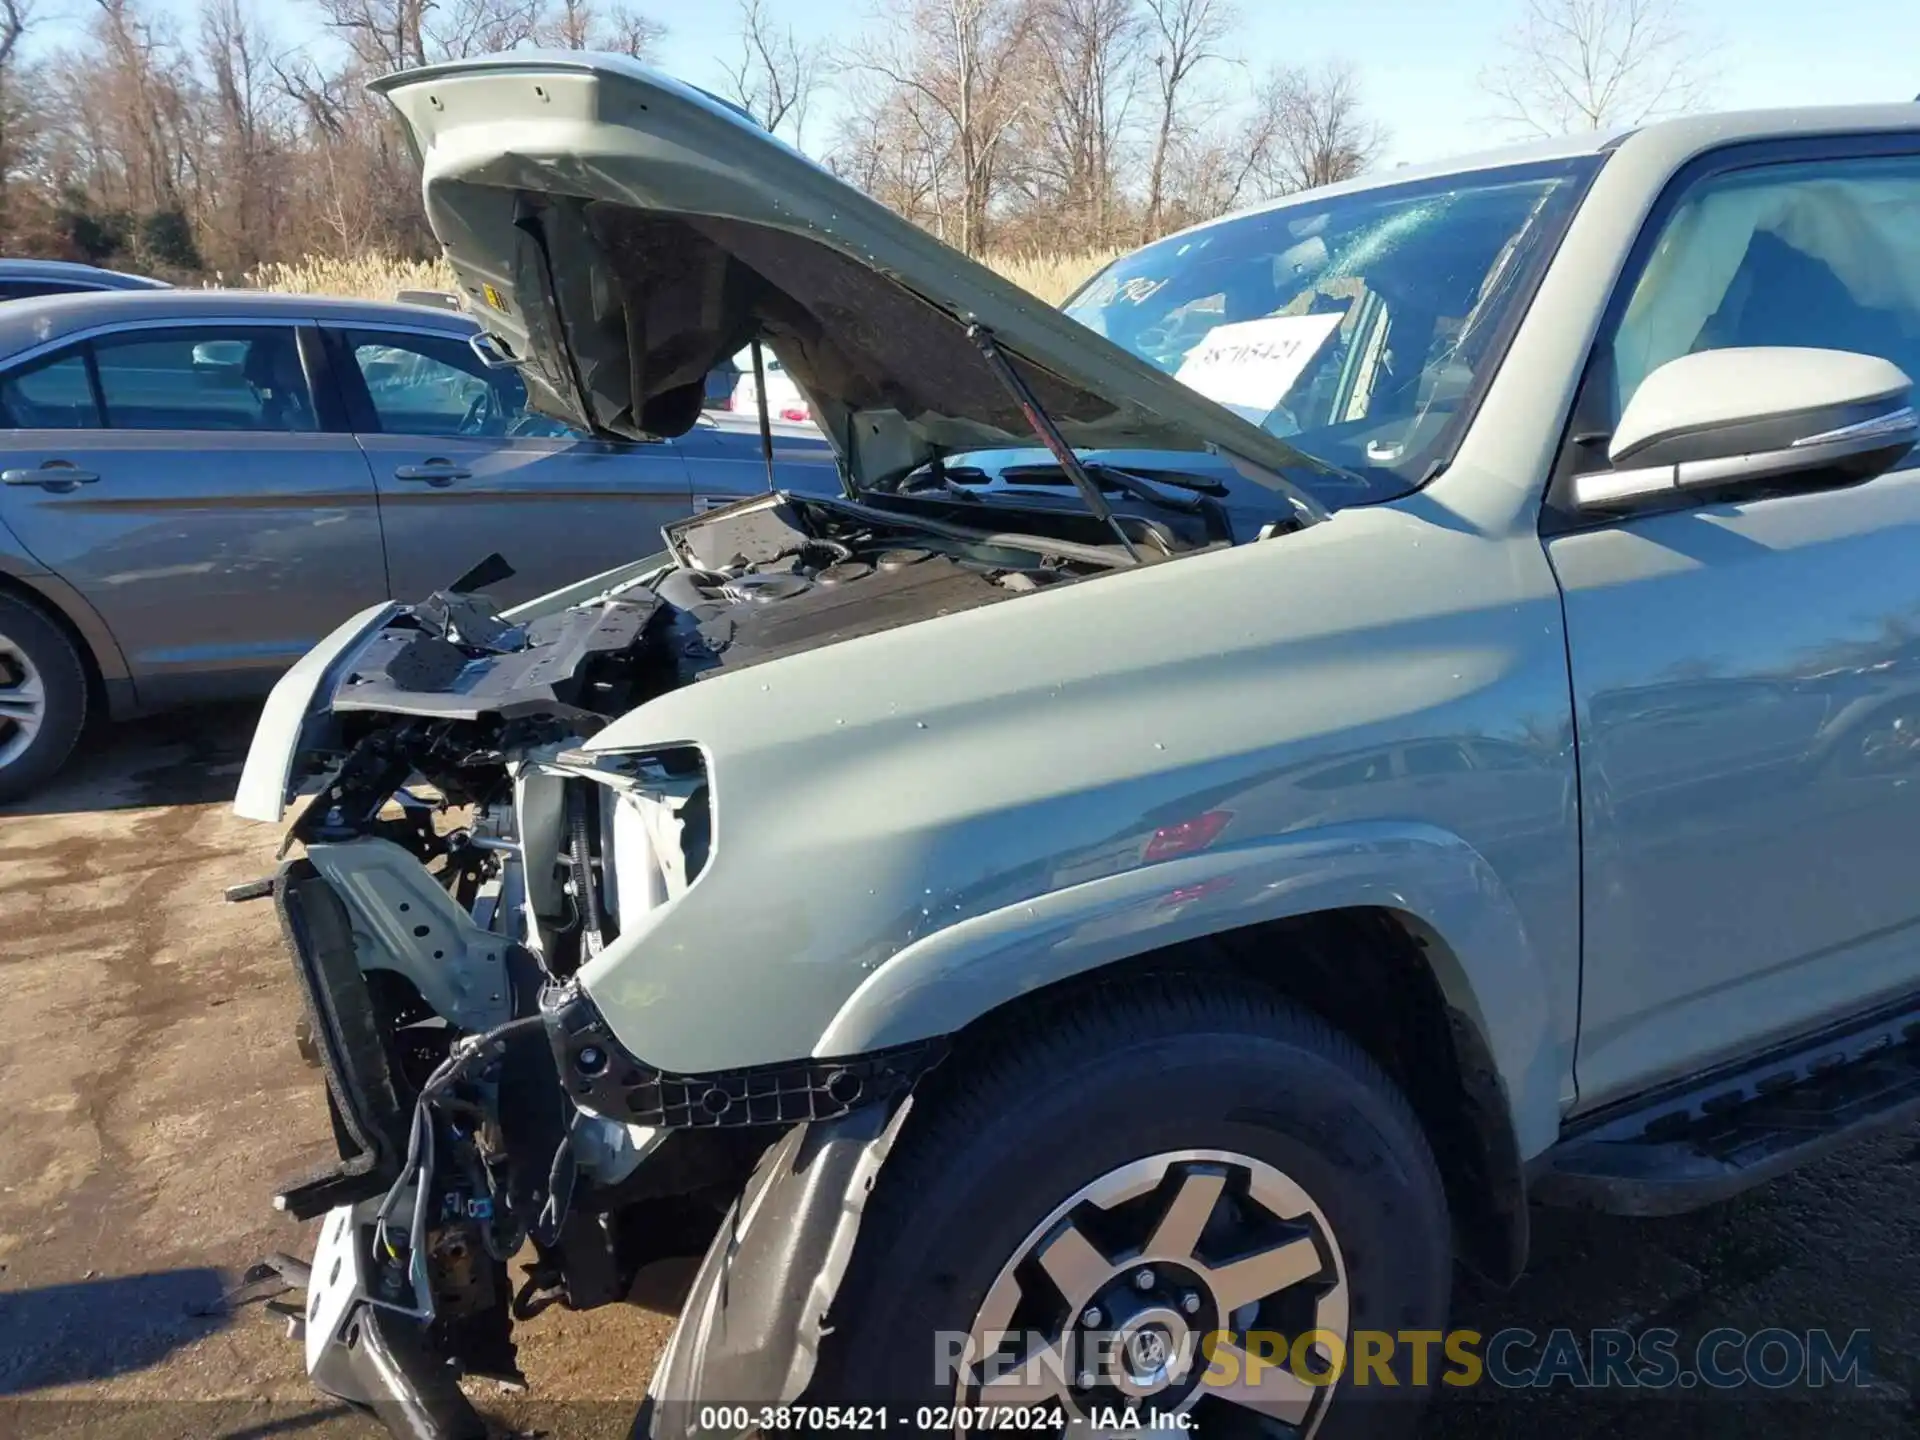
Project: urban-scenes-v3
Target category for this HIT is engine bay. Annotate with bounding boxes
[298,484,1233,810]
[252,481,1249,1426]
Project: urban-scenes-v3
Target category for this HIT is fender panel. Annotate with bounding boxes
[814,820,1562,1158]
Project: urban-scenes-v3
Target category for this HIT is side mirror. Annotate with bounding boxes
[1575,347,1916,510]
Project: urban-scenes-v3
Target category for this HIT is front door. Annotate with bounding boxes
[331,326,694,606]
[0,322,386,703]
[1548,144,1920,1106]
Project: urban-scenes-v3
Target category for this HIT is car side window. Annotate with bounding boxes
[92,326,317,432]
[1606,154,1920,427]
[0,349,100,428]
[343,329,580,439]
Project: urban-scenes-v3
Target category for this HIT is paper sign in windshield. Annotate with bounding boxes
[1175,313,1344,421]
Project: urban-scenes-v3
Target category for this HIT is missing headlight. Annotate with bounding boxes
[553,746,711,931]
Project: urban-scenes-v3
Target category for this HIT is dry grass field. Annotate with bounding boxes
[242,247,1123,307]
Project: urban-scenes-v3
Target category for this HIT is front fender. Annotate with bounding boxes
[814,820,1561,1158]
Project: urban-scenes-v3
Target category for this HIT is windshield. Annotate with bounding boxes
[1062,157,1599,498]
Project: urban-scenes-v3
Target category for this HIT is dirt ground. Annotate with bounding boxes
[2,705,1916,1439]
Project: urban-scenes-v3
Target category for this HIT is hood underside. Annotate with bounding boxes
[371,54,1319,494]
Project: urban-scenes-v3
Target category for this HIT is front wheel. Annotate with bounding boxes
[812,978,1453,1438]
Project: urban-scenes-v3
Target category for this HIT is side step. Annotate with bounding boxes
[1535,996,1920,1215]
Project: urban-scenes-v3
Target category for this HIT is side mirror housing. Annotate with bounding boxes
[1575,347,1916,510]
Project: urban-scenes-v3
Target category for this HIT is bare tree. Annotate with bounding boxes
[200,0,285,268]
[540,0,594,47]
[856,0,1039,255]
[315,0,550,72]
[1015,0,1141,246]
[828,68,942,224]
[540,0,666,58]
[1138,0,1229,241]
[1256,59,1385,194]
[314,0,429,71]
[0,0,37,247]
[90,0,199,213]
[721,0,825,145]
[0,0,29,72]
[1,0,1395,277]
[1481,0,1710,138]
[425,0,541,58]
[597,3,666,58]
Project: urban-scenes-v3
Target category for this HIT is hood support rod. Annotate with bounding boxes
[966,323,1141,564]
[750,339,777,493]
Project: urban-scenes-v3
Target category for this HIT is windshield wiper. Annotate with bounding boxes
[999,462,1226,507]
[966,323,1142,563]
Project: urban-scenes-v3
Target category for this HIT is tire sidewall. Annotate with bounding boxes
[823,1019,1449,1435]
[0,595,87,801]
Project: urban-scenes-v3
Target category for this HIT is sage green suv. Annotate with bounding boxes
[232,55,1920,1440]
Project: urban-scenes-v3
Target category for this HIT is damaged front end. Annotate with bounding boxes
[226,44,1353,1438]
[231,485,1180,1436]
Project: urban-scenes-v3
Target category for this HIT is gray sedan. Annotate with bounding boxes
[0,289,838,798]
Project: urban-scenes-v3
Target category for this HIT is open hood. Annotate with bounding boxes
[371,54,1320,495]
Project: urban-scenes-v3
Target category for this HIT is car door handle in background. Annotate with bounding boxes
[3,464,100,490]
[393,462,472,486]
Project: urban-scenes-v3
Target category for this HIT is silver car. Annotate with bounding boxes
[0,289,838,798]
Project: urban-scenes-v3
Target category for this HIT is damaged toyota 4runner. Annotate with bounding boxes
[232,54,1920,1440]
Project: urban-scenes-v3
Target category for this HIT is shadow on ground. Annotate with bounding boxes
[0,702,261,817]
[0,1270,230,1394]
[1418,1169,1920,1437]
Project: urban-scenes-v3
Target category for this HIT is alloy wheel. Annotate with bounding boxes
[0,632,45,770]
[958,1149,1349,1435]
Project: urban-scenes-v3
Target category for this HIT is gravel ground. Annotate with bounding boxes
[1,706,1913,1438]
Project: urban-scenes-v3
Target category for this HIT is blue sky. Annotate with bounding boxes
[79,0,1920,165]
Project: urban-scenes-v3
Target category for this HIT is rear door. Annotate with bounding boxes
[330,325,694,604]
[0,320,386,704]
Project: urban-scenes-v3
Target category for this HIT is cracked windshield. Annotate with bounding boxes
[1064,158,1596,499]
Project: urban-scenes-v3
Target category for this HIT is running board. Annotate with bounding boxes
[1535,996,1920,1215]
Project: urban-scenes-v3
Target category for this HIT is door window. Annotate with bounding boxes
[92,327,317,431]
[342,329,581,439]
[0,349,100,428]
[1607,155,1920,427]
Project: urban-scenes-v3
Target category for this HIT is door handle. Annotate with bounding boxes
[3,463,100,490]
[393,461,471,486]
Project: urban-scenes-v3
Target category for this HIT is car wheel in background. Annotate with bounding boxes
[0,592,88,803]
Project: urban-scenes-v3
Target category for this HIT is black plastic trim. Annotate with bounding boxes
[544,985,945,1129]
[1535,990,1920,1215]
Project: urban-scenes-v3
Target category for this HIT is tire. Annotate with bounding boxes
[0,592,88,803]
[810,977,1452,1439]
